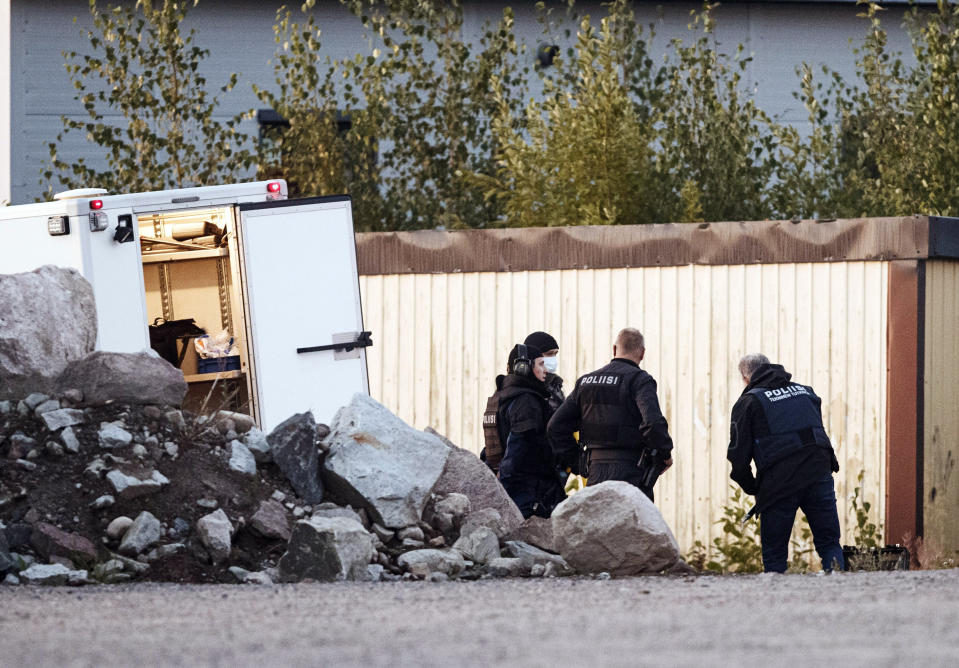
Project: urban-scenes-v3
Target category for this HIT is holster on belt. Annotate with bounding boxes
[586,446,663,490]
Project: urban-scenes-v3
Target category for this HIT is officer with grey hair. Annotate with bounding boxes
[728,353,844,572]
[548,327,673,500]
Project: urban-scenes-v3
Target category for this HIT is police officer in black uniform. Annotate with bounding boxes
[490,343,567,518]
[524,331,565,416]
[728,353,844,573]
[547,328,673,501]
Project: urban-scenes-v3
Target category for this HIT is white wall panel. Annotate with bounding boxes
[360,261,889,555]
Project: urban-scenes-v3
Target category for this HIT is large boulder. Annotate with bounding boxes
[267,412,323,504]
[426,427,524,533]
[277,516,373,582]
[0,266,97,400]
[323,394,451,529]
[55,351,187,406]
[551,481,681,575]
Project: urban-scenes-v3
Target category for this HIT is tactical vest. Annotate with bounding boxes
[482,394,504,471]
[577,362,645,450]
[747,384,831,471]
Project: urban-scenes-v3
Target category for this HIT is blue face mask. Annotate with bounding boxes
[543,355,559,374]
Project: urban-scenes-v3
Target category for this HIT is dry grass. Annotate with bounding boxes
[179,374,248,444]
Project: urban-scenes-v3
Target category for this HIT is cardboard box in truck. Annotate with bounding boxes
[0,180,370,430]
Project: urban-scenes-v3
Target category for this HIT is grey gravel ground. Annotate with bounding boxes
[2,569,958,667]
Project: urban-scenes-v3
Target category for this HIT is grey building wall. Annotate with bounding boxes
[6,0,920,204]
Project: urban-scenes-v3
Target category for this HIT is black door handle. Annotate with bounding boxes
[297,331,373,354]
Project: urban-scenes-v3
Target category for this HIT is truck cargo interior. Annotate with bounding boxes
[138,206,253,417]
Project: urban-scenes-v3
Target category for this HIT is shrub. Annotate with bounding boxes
[476,3,778,227]
[771,0,959,218]
[687,485,815,574]
[257,0,527,231]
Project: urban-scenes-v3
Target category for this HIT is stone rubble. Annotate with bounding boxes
[118,511,162,556]
[427,427,524,533]
[250,500,292,542]
[106,516,134,540]
[267,412,324,504]
[228,440,257,477]
[452,525,500,565]
[41,408,85,431]
[106,469,170,500]
[278,516,373,582]
[397,548,466,577]
[19,562,89,586]
[503,541,574,575]
[99,423,134,449]
[1,266,688,586]
[197,509,234,565]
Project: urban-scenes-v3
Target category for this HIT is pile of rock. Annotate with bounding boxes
[1,266,686,586]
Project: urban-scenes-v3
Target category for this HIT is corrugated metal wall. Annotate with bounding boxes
[359,261,888,553]
[923,260,959,554]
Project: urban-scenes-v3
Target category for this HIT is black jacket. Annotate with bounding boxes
[544,372,566,418]
[727,363,839,512]
[547,358,673,471]
[496,373,558,482]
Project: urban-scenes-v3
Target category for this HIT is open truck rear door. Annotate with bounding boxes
[235,195,369,431]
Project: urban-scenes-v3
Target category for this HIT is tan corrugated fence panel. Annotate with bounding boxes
[359,262,888,554]
[923,260,959,554]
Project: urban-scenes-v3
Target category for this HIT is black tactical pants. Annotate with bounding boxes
[500,475,567,519]
[586,459,654,501]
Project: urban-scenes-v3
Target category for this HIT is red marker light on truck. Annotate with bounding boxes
[266,182,281,193]
[90,199,104,210]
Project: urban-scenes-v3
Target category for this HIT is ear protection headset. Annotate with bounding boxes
[512,343,532,377]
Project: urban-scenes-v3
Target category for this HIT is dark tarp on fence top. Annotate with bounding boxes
[355,215,959,275]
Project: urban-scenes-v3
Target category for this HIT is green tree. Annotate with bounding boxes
[257,0,526,231]
[896,0,959,215]
[771,0,959,218]
[474,3,659,227]
[44,0,254,197]
[475,2,780,226]
[253,3,378,210]
[655,7,778,223]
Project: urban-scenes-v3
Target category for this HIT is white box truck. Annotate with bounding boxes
[0,180,370,431]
